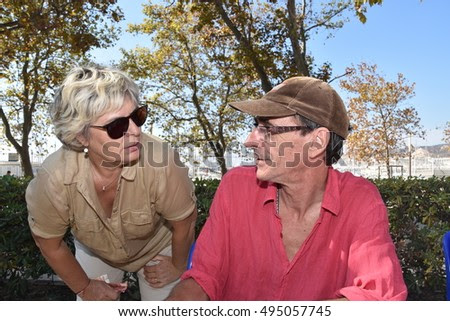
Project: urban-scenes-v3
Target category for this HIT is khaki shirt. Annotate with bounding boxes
[26,133,196,272]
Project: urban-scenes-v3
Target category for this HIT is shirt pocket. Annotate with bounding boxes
[121,209,155,240]
[74,217,105,245]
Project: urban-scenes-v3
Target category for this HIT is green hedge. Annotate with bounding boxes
[373,176,449,300]
[1,175,448,300]
[193,178,220,237]
[0,175,54,299]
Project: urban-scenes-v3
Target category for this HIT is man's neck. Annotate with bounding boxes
[278,166,329,219]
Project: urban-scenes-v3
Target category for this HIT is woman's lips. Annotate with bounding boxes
[125,142,140,152]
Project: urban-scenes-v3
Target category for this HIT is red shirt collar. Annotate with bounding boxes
[260,166,340,216]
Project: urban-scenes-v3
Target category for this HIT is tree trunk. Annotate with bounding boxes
[217,154,228,176]
[0,107,34,178]
[385,147,391,179]
[287,0,310,76]
[213,0,273,92]
[19,145,34,178]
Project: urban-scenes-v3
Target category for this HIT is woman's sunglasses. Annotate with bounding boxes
[90,105,148,139]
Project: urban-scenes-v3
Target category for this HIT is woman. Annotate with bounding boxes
[26,66,197,300]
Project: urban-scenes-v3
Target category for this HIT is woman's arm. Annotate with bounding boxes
[143,208,197,287]
[169,207,197,271]
[32,233,119,300]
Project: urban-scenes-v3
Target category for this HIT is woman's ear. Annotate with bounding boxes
[76,133,88,148]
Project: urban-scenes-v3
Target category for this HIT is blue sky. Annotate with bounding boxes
[91,0,450,146]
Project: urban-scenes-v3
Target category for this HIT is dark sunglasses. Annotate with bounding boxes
[90,105,147,139]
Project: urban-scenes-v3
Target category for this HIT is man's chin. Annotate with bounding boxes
[255,164,274,182]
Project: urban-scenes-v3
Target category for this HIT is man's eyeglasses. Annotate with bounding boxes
[90,105,147,139]
[253,120,309,136]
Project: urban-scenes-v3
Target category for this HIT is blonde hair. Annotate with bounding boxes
[50,66,140,151]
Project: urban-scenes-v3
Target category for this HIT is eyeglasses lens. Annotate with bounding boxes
[106,118,129,139]
[106,106,147,139]
[131,106,147,127]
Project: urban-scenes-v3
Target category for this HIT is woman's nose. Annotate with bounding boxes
[126,118,140,136]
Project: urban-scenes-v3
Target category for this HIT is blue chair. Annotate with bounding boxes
[443,231,450,300]
[187,241,196,270]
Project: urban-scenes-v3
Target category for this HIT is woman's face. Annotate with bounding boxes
[85,96,142,167]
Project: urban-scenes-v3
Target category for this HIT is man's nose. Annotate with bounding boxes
[244,129,259,148]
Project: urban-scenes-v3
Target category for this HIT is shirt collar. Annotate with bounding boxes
[260,167,341,217]
[321,167,341,216]
[121,163,136,181]
[262,180,278,205]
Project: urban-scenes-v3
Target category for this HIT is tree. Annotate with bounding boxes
[354,0,383,23]
[121,3,259,175]
[120,0,382,175]
[444,121,450,151]
[184,0,380,93]
[340,63,425,178]
[0,0,123,177]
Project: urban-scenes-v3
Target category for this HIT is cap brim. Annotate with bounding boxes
[228,98,296,118]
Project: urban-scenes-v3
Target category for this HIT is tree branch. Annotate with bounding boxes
[287,0,309,76]
[213,0,272,92]
[304,4,350,33]
[329,70,352,83]
[0,107,22,153]
[150,102,197,122]
[0,20,21,34]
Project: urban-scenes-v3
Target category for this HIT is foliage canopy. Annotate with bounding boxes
[0,0,123,177]
[340,63,425,178]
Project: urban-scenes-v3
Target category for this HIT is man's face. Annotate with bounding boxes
[244,115,313,183]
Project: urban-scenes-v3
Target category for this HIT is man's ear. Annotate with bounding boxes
[310,128,329,150]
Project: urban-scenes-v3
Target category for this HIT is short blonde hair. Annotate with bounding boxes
[50,66,140,151]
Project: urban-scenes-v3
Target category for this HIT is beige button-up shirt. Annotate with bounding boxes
[26,133,196,272]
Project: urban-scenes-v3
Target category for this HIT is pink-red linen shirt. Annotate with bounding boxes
[182,166,407,300]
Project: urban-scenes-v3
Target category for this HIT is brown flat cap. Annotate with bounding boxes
[228,76,350,138]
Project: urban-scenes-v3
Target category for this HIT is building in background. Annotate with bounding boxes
[1,143,449,179]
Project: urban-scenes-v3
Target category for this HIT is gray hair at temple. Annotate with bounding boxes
[49,66,140,151]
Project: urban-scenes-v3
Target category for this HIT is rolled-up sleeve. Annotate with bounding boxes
[336,203,408,300]
[26,169,70,239]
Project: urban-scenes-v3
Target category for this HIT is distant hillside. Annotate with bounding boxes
[415,144,450,157]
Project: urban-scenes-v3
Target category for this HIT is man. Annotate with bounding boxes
[166,77,407,300]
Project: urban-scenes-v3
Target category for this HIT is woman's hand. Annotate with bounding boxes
[143,255,183,288]
[78,279,120,301]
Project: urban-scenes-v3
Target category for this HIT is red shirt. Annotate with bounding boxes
[182,166,407,300]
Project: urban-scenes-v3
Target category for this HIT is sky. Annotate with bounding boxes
[90,0,450,147]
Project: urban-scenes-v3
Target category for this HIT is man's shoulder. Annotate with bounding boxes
[336,169,377,188]
[332,168,383,202]
[222,166,258,183]
[225,166,257,177]
[217,166,260,190]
